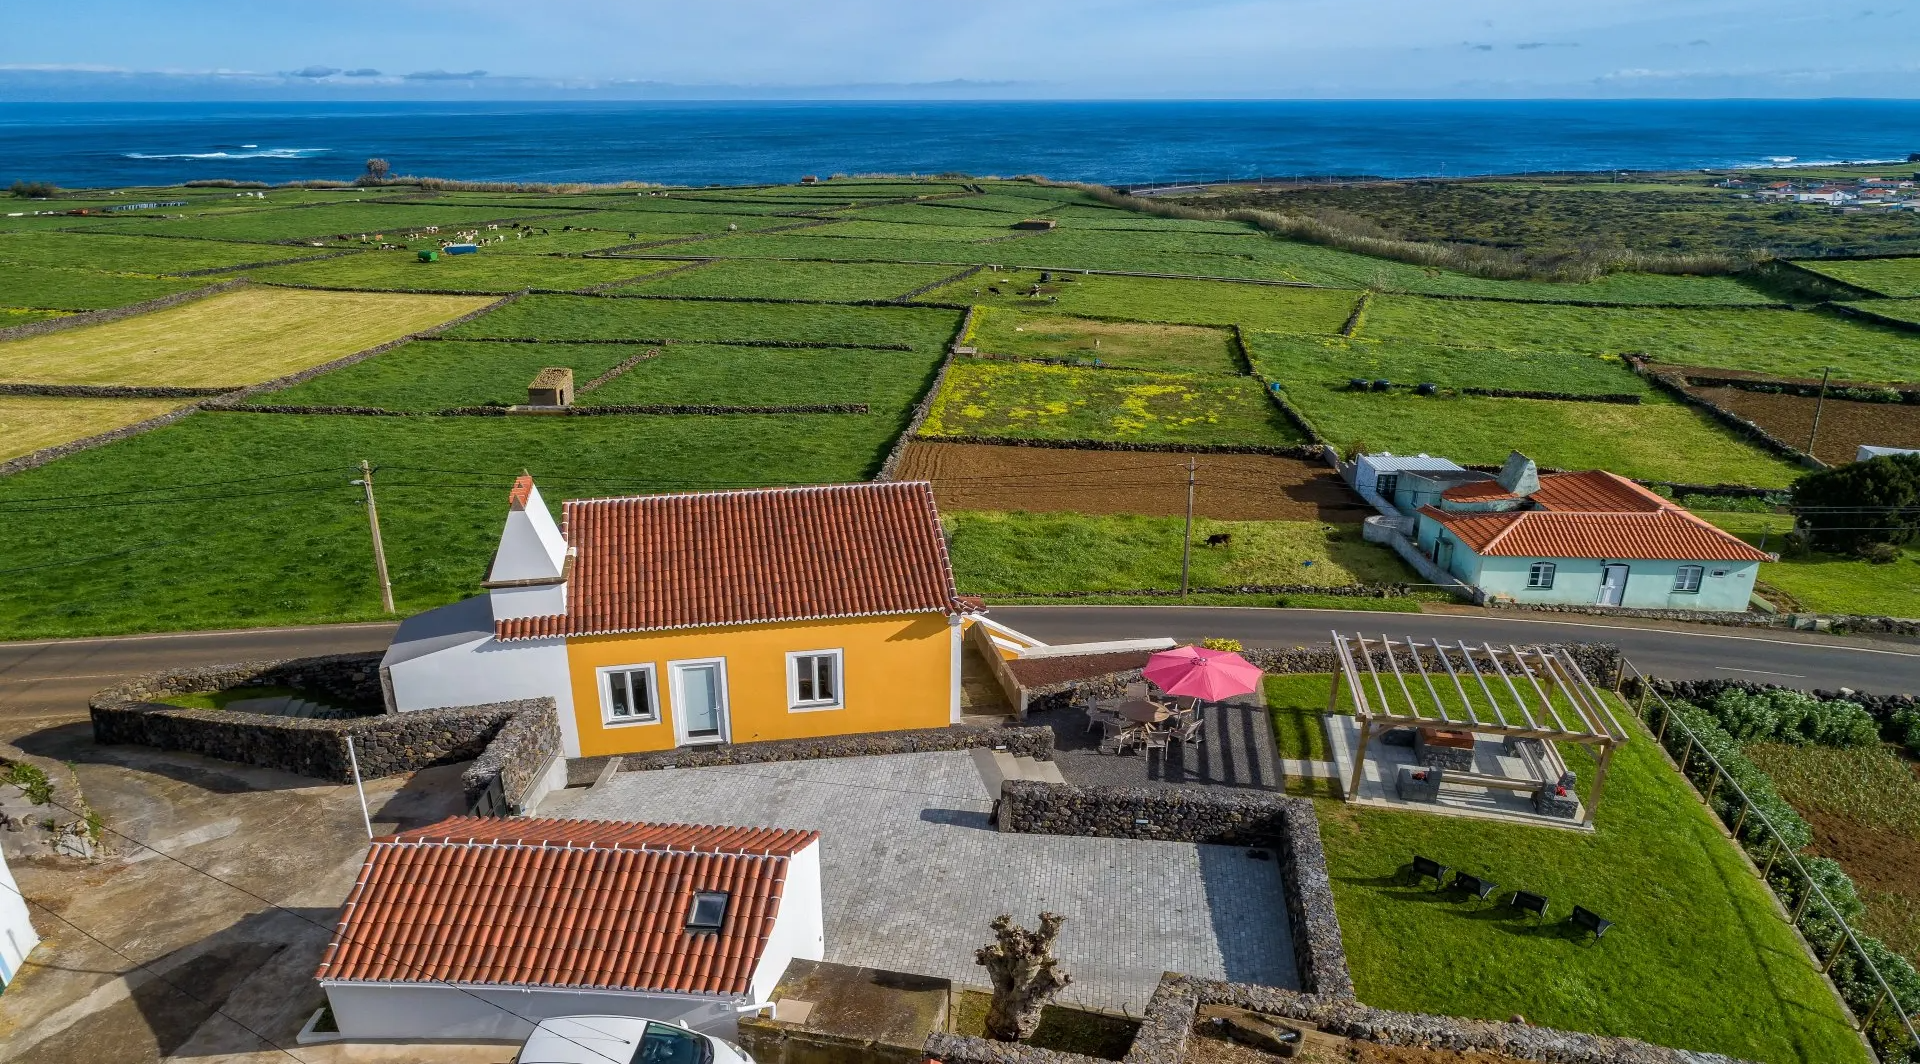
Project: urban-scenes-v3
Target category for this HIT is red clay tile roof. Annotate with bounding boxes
[1420,506,1772,561]
[496,481,973,640]
[1439,470,1666,512]
[316,817,818,996]
[507,473,535,512]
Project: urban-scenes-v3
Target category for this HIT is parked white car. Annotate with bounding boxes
[514,1016,753,1064]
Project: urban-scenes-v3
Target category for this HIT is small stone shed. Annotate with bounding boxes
[526,366,574,407]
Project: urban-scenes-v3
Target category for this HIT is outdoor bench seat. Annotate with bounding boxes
[1569,905,1613,940]
[1508,889,1550,921]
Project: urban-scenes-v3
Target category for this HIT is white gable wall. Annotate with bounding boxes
[750,840,826,1006]
[490,482,567,583]
[0,850,38,986]
[385,624,581,757]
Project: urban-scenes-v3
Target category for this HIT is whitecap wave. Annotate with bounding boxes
[122,147,332,160]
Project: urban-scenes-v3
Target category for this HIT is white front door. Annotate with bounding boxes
[1598,564,1629,606]
[670,659,729,746]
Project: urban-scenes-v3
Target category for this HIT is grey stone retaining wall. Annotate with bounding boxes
[1487,600,1919,636]
[0,278,247,343]
[893,263,984,303]
[874,306,971,480]
[88,653,561,808]
[573,723,1055,786]
[994,782,1351,1000]
[986,583,1412,600]
[0,383,239,398]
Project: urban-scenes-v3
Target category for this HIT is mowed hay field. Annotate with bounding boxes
[0,287,496,386]
[0,396,186,462]
[895,441,1370,521]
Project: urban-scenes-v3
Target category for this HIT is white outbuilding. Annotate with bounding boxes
[316,816,824,1042]
[0,849,39,986]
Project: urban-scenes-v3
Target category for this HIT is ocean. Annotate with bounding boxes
[2,99,1918,189]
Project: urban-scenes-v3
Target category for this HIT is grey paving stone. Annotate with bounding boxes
[570,751,1297,1013]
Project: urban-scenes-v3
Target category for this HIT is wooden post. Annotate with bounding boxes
[1179,457,1196,600]
[1791,885,1812,925]
[1581,742,1614,829]
[1761,836,1781,880]
[1732,796,1750,840]
[1678,735,1693,775]
[1864,987,1888,1028]
[1346,716,1373,803]
[1327,664,1344,714]
[356,459,395,614]
[1704,766,1721,806]
[1806,366,1832,457]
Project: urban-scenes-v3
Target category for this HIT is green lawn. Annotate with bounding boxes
[1312,695,1870,1064]
[1246,332,1651,397]
[1703,511,1920,617]
[922,360,1300,446]
[1278,385,1802,487]
[246,251,679,293]
[261,340,653,410]
[71,201,560,243]
[1798,257,1920,298]
[612,258,960,301]
[943,512,1414,594]
[920,270,1360,335]
[1264,673,1348,760]
[446,293,962,350]
[968,306,1244,375]
[0,410,901,639]
[1840,298,1920,327]
[1358,295,1920,384]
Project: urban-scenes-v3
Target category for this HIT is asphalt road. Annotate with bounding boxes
[1,608,1915,732]
[992,605,1920,695]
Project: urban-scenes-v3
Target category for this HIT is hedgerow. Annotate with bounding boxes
[1699,687,1883,748]
[1673,707,1811,851]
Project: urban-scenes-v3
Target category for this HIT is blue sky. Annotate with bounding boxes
[2,0,1915,99]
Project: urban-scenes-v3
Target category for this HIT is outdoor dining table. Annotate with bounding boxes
[1115,698,1172,724]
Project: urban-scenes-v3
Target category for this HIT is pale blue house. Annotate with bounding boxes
[1412,453,1773,612]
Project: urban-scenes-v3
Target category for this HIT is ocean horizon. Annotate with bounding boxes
[3,99,1918,189]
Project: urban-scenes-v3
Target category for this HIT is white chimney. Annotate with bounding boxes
[485,475,570,622]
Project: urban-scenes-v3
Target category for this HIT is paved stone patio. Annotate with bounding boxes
[1027,694,1284,793]
[565,751,1297,1013]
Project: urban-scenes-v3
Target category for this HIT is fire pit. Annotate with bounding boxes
[1416,727,1476,771]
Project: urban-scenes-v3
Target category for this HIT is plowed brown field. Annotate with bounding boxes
[1687,385,1920,465]
[895,440,1369,521]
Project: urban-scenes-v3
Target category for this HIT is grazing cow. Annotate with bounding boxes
[1205,533,1233,548]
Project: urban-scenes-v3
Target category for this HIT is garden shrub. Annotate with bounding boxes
[1674,707,1811,852]
[1701,688,1881,748]
[1792,453,1920,553]
[2,760,53,805]
[1894,708,1920,756]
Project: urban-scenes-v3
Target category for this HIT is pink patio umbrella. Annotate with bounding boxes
[1142,645,1264,702]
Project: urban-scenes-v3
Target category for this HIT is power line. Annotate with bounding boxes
[0,484,348,515]
[0,469,346,505]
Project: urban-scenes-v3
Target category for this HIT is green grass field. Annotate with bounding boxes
[446,293,962,349]
[0,396,187,462]
[0,262,205,311]
[1278,385,1802,487]
[245,251,679,292]
[1703,511,1920,617]
[921,270,1361,334]
[261,340,653,410]
[70,201,563,243]
[1305,680,1871,1064]
[1840,298,1920,327]
[921,359,1300,446]
[0,410,903,638]
[613,258,960,300]
[0,231,311,274]
[1796,257,1920,298]
[1358,295,1920,383]
[580,344,940,410]
[967,306,1244,375]
[943,512,1414,594]
[1246,332,1651,396]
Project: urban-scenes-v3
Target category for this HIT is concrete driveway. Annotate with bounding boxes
[556,751,1298,1013]
[0,723,502,1064]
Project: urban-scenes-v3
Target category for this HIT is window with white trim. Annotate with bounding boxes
[600,664,659,725]
[788,649,844,711]
[1527,561,1557,589]
[1673,565,1704,593]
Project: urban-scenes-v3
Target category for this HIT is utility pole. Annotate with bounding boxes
[1806,366,1832,459]
[1180,457,1196,600]
[354,460,395,613]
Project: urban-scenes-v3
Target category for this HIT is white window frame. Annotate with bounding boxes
[668,657,731,747]
[596,663,661,728]
[1673,565,1704,593]
[786,648,846,712]
[1527,561,1557,589]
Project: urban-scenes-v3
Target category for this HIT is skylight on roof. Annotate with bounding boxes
[686,891,729,932]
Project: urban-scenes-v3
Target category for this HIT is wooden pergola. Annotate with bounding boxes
[1329,632,1631,827]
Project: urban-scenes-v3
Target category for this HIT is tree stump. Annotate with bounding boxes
[974,911,1072,1041]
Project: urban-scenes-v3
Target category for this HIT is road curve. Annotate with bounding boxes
[992,606,1920,695]
[1,609,1915,731]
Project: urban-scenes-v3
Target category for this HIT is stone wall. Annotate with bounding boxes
[925,974,1756,1064]
[995,781,1351,1001]
[88,654,561,809]
[1491,600,1920,636]
[573,723,1055,786]
[0,278,245,343]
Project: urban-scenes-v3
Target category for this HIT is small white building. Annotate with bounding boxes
[1858,445,1920,462]
[316,816,824,1042]
[380,476,579,750]
[0,850,39,986]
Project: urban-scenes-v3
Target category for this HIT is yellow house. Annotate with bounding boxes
[380,476,979,758]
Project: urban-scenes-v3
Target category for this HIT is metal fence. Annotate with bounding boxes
[1618,659,1920,1063]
